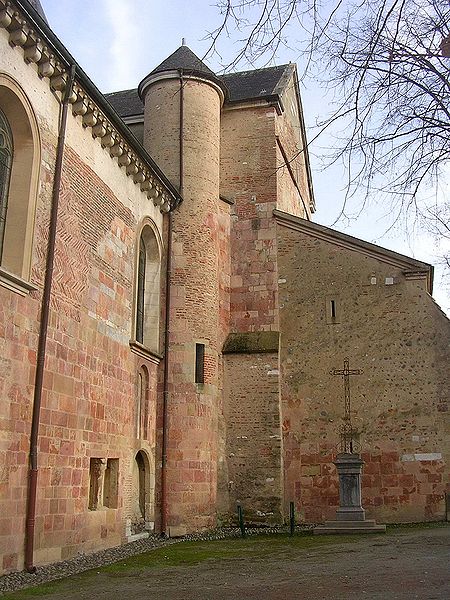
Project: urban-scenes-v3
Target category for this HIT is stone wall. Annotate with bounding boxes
[221,105,280,333]
[277,216,450,523]
[0,26,164,572]
[221,351,283,524]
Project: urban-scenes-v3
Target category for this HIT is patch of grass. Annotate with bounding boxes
[101,532,349,574]
[1,533,354,598]
[5,524,446,599]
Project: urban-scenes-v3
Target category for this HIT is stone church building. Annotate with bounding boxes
[0,0,449,574]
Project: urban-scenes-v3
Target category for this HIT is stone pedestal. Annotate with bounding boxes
[314,453,386,535]
[335,453,365,521]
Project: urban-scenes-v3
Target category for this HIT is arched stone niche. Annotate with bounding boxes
[0,73,40,282]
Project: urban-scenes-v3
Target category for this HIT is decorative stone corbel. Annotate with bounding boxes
[118,152,131,167]
[92,122,107,139]
[126,161,138,177]
[110,143,124,158]
[72,97,88,116]
[23,37,43,63]
[0,4,13,28]
[50,72,67,92]
[82,108,98,128]
[9,21,27,46]
[38,55,55,78]
[133,170,146,185]
[101,131,115,148]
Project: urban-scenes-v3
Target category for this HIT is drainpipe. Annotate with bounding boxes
[25,64,76,573]
[160,70,184,536]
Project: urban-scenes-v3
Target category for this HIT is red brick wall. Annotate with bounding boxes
[0,142,161,571]
[221,106,280,333]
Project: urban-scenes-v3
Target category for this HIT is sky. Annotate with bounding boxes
[39,0,449,314]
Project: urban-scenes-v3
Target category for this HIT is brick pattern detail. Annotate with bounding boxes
[0,137,160,572]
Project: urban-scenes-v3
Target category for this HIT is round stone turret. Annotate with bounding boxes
[139,47,225,534]
[138,45,226,188]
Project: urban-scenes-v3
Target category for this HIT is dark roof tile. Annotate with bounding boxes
[150,46,216,77]
[105,58,293,118]
[221,64,290,103]
[104,88,143,118]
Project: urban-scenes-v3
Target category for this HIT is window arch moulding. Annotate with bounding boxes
[129,218,163,363]
[0,73,40,295]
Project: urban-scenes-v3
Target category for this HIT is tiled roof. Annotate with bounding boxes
[105,62,292,118]
[221,64,291,103]
[150,46,216,78]
[104,88,143,119]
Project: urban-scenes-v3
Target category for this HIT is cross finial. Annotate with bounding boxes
[330,357,363,453]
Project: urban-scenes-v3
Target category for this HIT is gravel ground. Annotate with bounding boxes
[0,525,306,595]
[1,525,448,599]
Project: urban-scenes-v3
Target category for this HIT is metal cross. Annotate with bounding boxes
[330,358,363,452]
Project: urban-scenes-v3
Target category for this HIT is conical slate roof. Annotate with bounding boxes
[150,46,216,77]
[139,45,227,100]
[26,0,48,24]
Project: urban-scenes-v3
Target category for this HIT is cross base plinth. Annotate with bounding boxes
[314,452,386,535]
[313,520,386,534]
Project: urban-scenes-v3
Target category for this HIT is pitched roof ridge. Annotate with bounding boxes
[274,209,432,271]
[220,63,290,78]
[105,88,138,95]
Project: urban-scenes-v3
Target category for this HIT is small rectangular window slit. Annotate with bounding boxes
[195,343,205,384]
[330,300,336,319]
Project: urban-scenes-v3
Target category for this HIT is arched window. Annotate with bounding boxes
[0,109,13,260]
[137,365,149,439]
[0,75,40,286]
[135,223,161,351]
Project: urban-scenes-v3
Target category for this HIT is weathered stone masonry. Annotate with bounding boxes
[0,0,449,576]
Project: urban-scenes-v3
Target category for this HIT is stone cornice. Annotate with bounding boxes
[0,0,178,213]
[138,69,226,106]
[273,208,433,293]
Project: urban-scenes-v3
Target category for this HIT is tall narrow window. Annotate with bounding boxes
[137,366,149,439]
[0,108,13,262]
[136,237,146,344]
[330,299,336,319]
[0,76,41,283]
[326,296,340,324]
[195,343,205,384]
[134,224,161,351]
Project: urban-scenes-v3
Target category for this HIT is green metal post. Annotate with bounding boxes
[237,504,246,538]
[289,501,295,536]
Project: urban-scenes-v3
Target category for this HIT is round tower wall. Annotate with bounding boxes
[142,76,222,532]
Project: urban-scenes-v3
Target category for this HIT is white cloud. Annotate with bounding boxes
[102,0,142,91]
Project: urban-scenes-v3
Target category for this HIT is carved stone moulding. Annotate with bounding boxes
[0,0,176,213]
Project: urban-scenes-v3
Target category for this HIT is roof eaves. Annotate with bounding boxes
[224,93,284,114]
[274,209,433,291]
[12,0,182,208]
